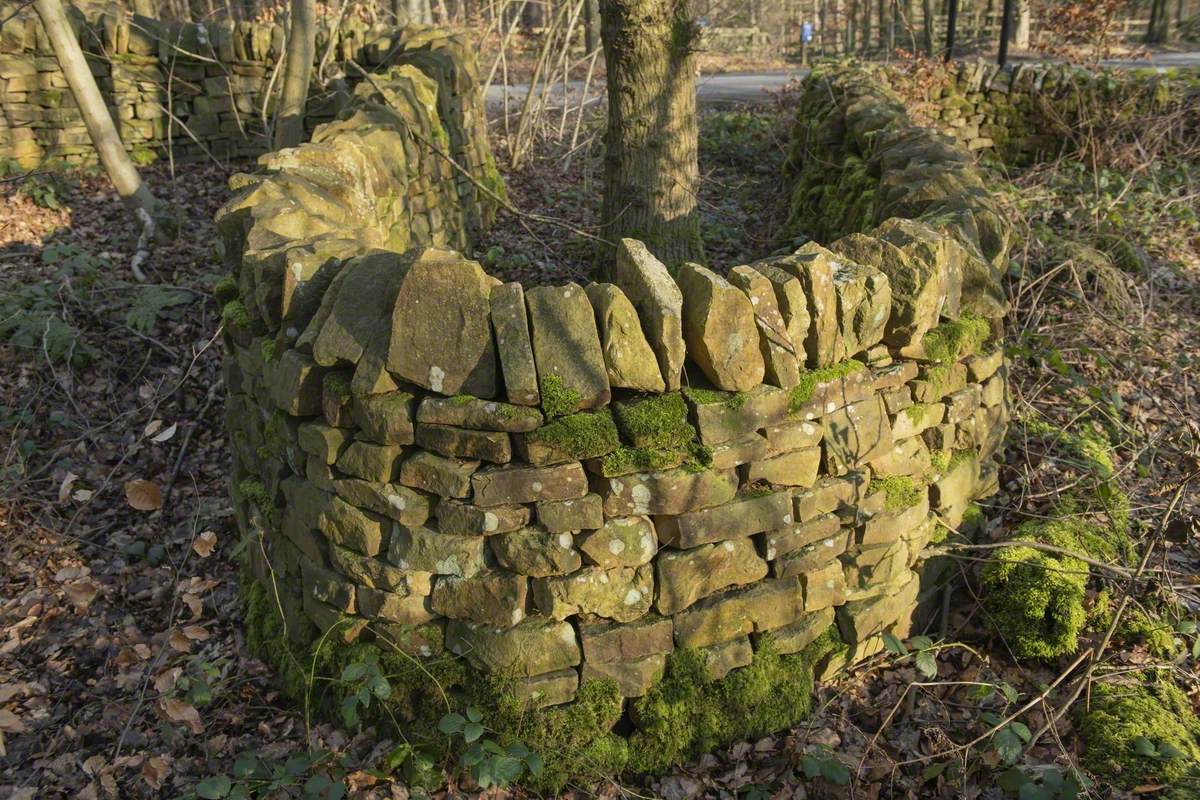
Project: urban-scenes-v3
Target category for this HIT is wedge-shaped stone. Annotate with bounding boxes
[532,564,653,622]
[677,262,764,391]
[387,248,496,397]
[330,479,432,527]
[577,515,658,568]
[762,607,835,655]
[431,571,529,627]
[748,262,810,366]
[823,396,894,475]
[729,265,802,388]
[740,447,821,488]
[357,586,436,625]
[269,349,324,416]
[351,390,416,445]
[673,578,806,648]
[416,423,512,464]
[830,258,891,359]
[435,498,530,536]
[471,462,588,506]
[772,530,853,578]
[335,441,403,482]
[298,422,351,465]
[388,523,487,578]
[655,490,792,548]
[313,252,406,367]
[490,282,541,406]
[892,402,945,439]
[600,467,738,517]
[710,434,770,470]
[869,435,932,479]
[655,537,768,614]
[873,361,918,391]
[582,654,666,698]
[875,216,965,319]
[966,348,1004,383]
[764,420,823,453]
[446,617,581,677]
[761,512,842,560]
[303,594,367,643]
[613,238,685,390]
[397,451,479,498]
[526,283,610,413]
[945,384,982,425]
[490,526,582,576]
[836,574,919,643]
[318,496,388,556]
[417,396,543,432]
[579,613,673,662]
[537,494,604,533]
[586,282,666,393]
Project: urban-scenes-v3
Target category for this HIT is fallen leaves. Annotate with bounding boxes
[193,530,217,558]
[125,479,163,511]
[160,697,203,734]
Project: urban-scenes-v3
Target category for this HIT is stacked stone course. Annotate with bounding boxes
[221,55,1012,756]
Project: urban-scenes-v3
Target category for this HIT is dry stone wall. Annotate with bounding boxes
[220,57,1012,766]
[0,4,494,172]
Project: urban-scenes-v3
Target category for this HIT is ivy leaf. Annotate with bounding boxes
[819,757,851,786]
[1010,721,1032,743]
[232,752,261,779]
[994,726,1023,764]
[492,755,526,785]
[196,776,232,799]
[801,754,822,779]
[915,651,938,679]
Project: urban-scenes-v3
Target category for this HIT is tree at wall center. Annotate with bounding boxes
[598,0,705,273]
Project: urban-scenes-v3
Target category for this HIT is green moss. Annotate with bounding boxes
[222,299,250,328]
[613,393,697,450]
[539,374,581,419]
[323,371,352,400]
[1121,612,1178,658]
[904,402,935,425]
[1076,681,1200,793]
[213,275,239,304]
[628,631,840,773]
[683,386,748,409]
[980,517,1121,660]
[929,449,951,474]
[599,445,685,475]
[261,338,277,363]
[922,363,955,397]
[788,360,866,414]
[237,479,276,525]
[524,409,620,461]
[922,315,992,363]
[1026,418,1129,536]
[870,476,924,511]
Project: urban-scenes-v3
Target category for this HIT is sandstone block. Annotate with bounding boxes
[579,613,674,662]
[318,496,388,556]
[773,243,840,366]
[655,537,768,614]
[762,607,834,654]
[490,526,582,576]
[297,422,351,465]
[577,516,658,568]
[398,450,479,498]
[801,561,848,611]
[793,471,870,521]
[710,434,770,470]
[312,252,406,367]
[869,436,932,479]
[582,654,666,697]
[748,261,810,365]
[830,258,892,359]
[417,395,543,432]
[351,390,416,445]
[892,402,945,439]
[600,467,738,516]
[823,396,894,474]
[532,564,654,622]
[416,423,512,464]
[435,498,530,536]
[763,420,823,453]
[586,282,667,392]
[702,636,753,679]
[517,668,579,708]
[526,283,610,413]
[613,239,686,390]
[335,440,404,482]
[537,494,604,533]
[944,384,982,425]
[518,409,620,466]
[729,265,802,388]
[655,490,792,548]
[761,512,842,560]
[431,571,529,627]
[490,282,540,405]
[685,384,790,445]
[330,479,432,527]
[740,447,821,487]
[674,578,806,648]
[358,586,436,625]
[471,462,588,506]
[446,617,581,677]
[388,523,487,578]
[269,349,324,416]
[387,248,496,397]
[330,544,430,595]
[836,574,919,643]
[966,348,1004,382]
[772,530,853,578]
[677,262,764,391]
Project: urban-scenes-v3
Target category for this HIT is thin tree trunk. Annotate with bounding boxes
[33,0,164,278]
[583,0,600,52]
[1013,0,1030,48]
[274,0,316,149]
[921,0,934,54]
[598,0,703,271]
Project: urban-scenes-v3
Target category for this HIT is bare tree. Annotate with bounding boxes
[33,0,165,279]
[1013,0,1031,48]
[274,0,316,149]
[598,0,704,270]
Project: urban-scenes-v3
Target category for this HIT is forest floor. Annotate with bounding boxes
[1,83,1199,799]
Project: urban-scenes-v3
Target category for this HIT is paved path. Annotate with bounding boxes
[485,51,1200,112]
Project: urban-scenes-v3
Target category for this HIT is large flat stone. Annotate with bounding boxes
[599,466,738,516]
[312,252,406,367]
[613,239,685,390]
[677,262,764,391]
[582,654,666,698]
[435,497,530,535]
[490,526,582,576]
[532,564,654,622]
[773,244,840,367]
[577,516,658,568]
[673,578,806,648]
[446,617,581,677]
[536,494,604,533]
[329,479,432,527]
[431,571,529,627]
[823,396,894,475]
[490,282,541,406]
[387,248,496,397]
[740,447,821,487]
[526,283,610,414]
[417,395,543,432]
[388,523,488,577]
[578,613,674,662]
[397,451,479,498]
[655,537,768,614]
[415,423,512,464]
[655,490,793,548]
[471,462,588,506]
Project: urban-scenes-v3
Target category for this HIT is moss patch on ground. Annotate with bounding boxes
[1076,680,1200,795]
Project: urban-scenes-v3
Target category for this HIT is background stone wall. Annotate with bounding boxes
[883,60,1200,164]
[0,4,490,169]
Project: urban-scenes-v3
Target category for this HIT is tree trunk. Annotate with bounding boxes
[33,0,163,262]
[921,0,934,53]
[274,0,316,149]
[1146,0,1170,42]
[583,0,600,51]
[599,0,703,271]
[1013,0,1030,48]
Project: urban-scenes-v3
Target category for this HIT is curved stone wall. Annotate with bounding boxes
[220,55,1011,773]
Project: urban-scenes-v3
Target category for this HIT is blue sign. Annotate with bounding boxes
[801,22,813,43]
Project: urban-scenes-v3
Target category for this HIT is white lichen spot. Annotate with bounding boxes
[557,533,572,549]
[608,539,626,555]
[825,402,836,413]
[531,481,543,492]
[559,625,576,643]
[623,588,642,605]
[640,534,654,553]
[511,607,524,625]
[783,514,792,524]
[723,541,735,552]
[428,365,446,393]
[387,492,406,511]
[419,645,432,657]
[484,402,497,412]
[435,555,462,575]
[630,483,651,512]
[609,478,624,494]
[484,512,499,532]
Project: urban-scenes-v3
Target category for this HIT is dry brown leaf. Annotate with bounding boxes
[167,629,191,653]
[160,697,202,734]
[0,708,26,733]
[63,578,99,609]
[140,755,171,790]
[58,472,78,503]
[182,625,209,642]
[193,530,217,558]
[125,479,162,511]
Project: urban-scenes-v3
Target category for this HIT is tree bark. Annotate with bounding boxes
[598,0,703,271]
[274,0,316,149]
[1013,0,1030,48]
[32,0,162,246]
[1145,0,1170,43]
[583,0,601,51]
[921,0,934,54]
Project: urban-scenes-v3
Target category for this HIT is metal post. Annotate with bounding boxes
[997,0,1014,65]
[944,0,958,62]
